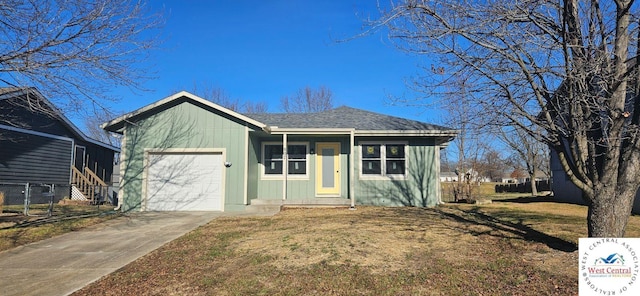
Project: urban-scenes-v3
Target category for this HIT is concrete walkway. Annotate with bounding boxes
[0,211,272,296]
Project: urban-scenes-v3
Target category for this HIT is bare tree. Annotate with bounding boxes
[0,0,162,121]
[189,83,268,114]
[368,1,640,237]
[242,101,269,114]
[84,110,121,147]
[498,125,550,196]
[476,148,508,183]
[439,75,489,200]
[280,86,334,113]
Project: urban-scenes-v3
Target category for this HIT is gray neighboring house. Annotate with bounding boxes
[102,91,458,212]
[550,150,640,214]
[0,87,119,204]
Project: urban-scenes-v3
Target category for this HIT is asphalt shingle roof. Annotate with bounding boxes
[247,106,452,131]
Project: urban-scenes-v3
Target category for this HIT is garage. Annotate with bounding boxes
[145,152,224,211]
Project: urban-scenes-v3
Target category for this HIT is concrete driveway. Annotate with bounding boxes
[0,211,225,296]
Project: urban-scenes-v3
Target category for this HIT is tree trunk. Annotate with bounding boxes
[586,186,635,237]
[531,180,538,197]
[529,169,538,197]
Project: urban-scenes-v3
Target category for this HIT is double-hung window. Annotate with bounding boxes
[263,142,308,178]
[264,145,284,175]
[362,144,382,174]
[360,142,406,178]
[385,144,405,175]
[287,144,307,175]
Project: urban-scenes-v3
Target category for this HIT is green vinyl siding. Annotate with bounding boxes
[119,101,255,211]
[249,136,438,205]
[117,95,448,211]
[251,137,350,200]
[246,132,261,201]
[355,138,439,207]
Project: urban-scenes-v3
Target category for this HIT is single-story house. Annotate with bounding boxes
[102,91,458,212]
[0,87,119,204]
[440,172,458,182]
[501,170,549,184]
[550,150,640,214]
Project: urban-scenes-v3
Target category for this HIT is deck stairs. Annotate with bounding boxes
[71,167,109,204]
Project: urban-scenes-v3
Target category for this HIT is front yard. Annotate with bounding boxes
[73,198,640,296]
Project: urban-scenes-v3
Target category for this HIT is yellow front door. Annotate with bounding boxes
[316,142,340,195]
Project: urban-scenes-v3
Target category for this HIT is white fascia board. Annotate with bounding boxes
[102,91,269,133]
[269,128,460,138]
[270,128,355,135]
[354,130,460,137]
[0,124,73,142]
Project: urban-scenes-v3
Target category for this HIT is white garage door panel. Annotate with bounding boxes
[146,153,223,211]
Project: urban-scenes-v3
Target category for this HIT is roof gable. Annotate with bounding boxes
[0,87,119,152]
[104,92,457,142]
[102,91,269,133]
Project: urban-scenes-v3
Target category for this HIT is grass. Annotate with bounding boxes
[441,182,547,202]
[0,204,120,252]
[73,198,640,296]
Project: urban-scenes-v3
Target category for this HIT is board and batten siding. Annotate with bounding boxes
[119,101,253,211]
[0,128,73,184]
[246,132,261,202]
[252,137,350,200]
[355,137,440,207]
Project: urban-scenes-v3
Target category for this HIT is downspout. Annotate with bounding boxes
[114,128,126,211]
[350,130,356,209]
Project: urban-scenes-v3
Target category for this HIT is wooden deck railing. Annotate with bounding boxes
[71,167,109,204]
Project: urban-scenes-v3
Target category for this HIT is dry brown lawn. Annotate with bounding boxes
[74,198,640,296]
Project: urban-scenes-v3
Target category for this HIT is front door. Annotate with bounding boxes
[316,142,340,196]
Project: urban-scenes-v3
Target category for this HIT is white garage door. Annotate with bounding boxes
[145,152,224,211]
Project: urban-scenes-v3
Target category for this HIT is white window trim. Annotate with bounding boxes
[261,141,309,180]
[359,141,408,180]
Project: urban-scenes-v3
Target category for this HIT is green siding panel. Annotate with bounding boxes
[119,99,444,211]
[120,101,255,211]
[246,133,260,202]
[252,137,350,201]
[248,136,440,206]
[355,138,439,207]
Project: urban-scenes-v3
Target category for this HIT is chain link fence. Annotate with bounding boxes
[0,182,115,217]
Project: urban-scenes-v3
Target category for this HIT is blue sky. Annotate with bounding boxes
[104,0,442,124]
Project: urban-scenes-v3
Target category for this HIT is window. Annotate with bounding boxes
[362,144,381,174]
[263,142,308,177]
[287,144,307,175]
[360,143,406,177]
[385,144,405,175]
[264,145,283,174]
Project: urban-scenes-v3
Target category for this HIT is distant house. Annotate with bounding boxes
[453,169,491,183]
[502,169,548,184]
[102,91,458,212]
[0,87,119,205]
[501,176,518,184]
[440,172,458,182]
